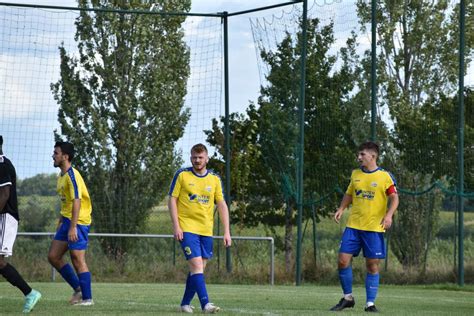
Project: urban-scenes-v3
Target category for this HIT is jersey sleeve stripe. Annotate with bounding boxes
[387,171,397,186]
[168,168,186,196]
[0,182,12,187]
[67,168,80,199]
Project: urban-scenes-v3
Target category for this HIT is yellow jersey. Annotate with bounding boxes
[169,167,224,236]
[57,167,92,225]
[345,167,396,232]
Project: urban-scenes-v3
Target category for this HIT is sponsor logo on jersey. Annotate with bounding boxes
[188,193,210,204]
[355,190,375,200]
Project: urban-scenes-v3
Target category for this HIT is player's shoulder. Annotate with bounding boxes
[178,167,193,174]
[0,155,11,165]
[0,155,14,172]
[377,167,394,176]
[66,166,85,181]
[377,167,397,183]
[350,168,363,176]
[173,167,193,178]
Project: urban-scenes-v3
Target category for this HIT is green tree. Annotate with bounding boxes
[207,18,360,272]
[389,173,442,269]
[51,0,191,255]
[17,173,57,196]
[357,0,473,174]
[19,195,59,233]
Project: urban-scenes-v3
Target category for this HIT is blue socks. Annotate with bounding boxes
[338,266,353,295]
[339,267,379,305]
[58,264,80,291]
[190,273,209,310]
[58,264,92,300]
[181,273,196,306]
[78,272,92,300]
[365,273,379,304]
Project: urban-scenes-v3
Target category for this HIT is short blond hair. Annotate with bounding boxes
[191,143,208,154]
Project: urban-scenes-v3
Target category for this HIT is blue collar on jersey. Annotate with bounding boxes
[360,166,381,174]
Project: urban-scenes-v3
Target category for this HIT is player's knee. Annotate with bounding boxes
[366,261,379,274]
[337,257,350,269]
[47,252,59,266]
[188,258,204,273]
[338,261,350,269]
[70,253,87,270]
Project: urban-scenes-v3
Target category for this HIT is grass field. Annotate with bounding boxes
[1,282,473,315]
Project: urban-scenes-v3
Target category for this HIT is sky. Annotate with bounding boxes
[1,0,359,178]
[1,1,470,179]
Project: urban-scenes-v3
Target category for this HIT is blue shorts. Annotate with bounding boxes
[180,232,213,260]
[54,217,90,250]
[339,227,385,259]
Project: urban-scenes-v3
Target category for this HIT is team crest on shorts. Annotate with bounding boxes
[184,246,192,255]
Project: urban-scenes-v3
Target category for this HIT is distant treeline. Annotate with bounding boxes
[17,173,57,196]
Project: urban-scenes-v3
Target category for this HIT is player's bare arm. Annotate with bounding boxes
[216,200,231,247]
[381,193,399,230]
[334,194,352,223]
[68,199,81,242]
[168,196,183,241]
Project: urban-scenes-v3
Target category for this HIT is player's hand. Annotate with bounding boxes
[68,226,78,242]
[334,208,344,224]
[381,215,393,230]
[223,232,232,247]
[173,226,184,241]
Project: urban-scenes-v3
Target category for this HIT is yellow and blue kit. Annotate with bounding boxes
[345,167,397,232]
[169,167,224,237]
[57,167,92,225]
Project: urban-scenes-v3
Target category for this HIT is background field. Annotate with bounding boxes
[9,207,474,285]
[1,282,473,315]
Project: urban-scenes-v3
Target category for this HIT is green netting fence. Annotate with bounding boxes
[0,0,472,285]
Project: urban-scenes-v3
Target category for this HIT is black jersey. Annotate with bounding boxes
[0,155,19,221]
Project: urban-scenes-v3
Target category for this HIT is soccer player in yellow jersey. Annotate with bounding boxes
[168,143,231,314]
[330,142,399,313]
[47,141,93,306]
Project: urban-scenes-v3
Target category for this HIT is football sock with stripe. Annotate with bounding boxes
[181,272,196,306]
[190,273,209,310]
[365,273,379,305]
[58,263,80,291]
[78,271,92,300]
[339,266,353,297]
[0,263,32,296]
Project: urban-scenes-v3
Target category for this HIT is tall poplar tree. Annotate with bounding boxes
[206,18,360,272]
[51,0,191,254]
